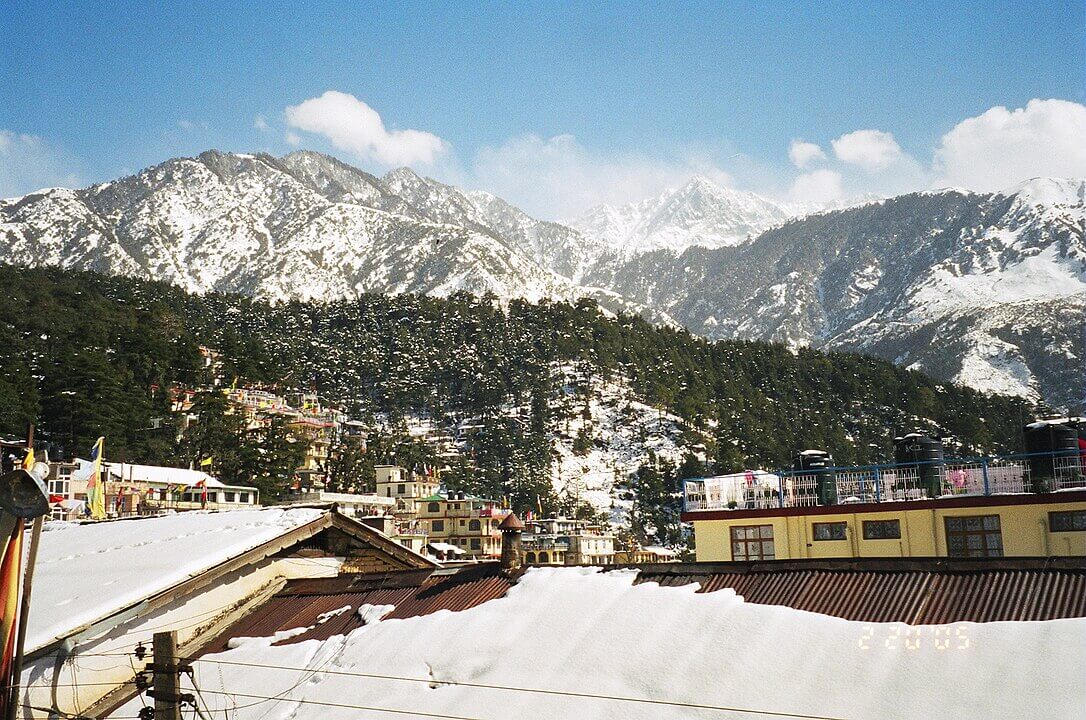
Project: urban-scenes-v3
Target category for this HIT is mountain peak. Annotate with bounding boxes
[572,176,794,256]
[1000,177,1085,208]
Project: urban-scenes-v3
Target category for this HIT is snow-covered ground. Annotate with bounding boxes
[110,566,1086,720]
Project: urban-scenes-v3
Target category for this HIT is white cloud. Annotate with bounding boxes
[253,115,269,131]
[0,130,81,198]
[284,132,302,147]
[788,140,826,169]
[831,129,905,172]
[470,133,735,219]
[178,119,195,131]
[285,91,447,167]
[933,99,1086,191]
[789,169,843,204]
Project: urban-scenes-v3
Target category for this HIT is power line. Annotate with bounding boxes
[191,688,485,720]
[192,658,849,720]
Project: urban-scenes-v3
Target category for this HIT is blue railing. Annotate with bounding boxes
[683,450,1085,512]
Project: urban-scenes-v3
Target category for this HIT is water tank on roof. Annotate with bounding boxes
[893,433,944,498]
[792,450,836,505]
[1023,418,1082,492]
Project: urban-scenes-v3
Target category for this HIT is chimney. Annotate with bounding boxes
[498,512,525,570]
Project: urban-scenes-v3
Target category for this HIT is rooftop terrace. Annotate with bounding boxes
[683,451,1085,513]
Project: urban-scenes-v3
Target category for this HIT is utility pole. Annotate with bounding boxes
[151,631,183,720]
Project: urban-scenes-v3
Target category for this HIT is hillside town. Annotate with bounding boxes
[2,2,1084,718]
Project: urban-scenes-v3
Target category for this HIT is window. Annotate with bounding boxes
[224,491,235,502]
[431,520,444,532]
[491,520,500,528]
[397,484,405,495]
[469,519,481,531]
[427,502,440,513]
[730,525,774,561]
[470,539,481,550]
[945,515,1003,558]
[239,492,250,503]
[525,552,536,563]
[539,551,549,563]
[206,492,218,503]
[862,520,901,540]
[812,522,847,541]
[459,519,465,527]
[1049,511,1086,532]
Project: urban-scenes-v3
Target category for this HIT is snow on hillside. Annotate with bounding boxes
[111,567,1086,720]
[550,368,687,525]
[2,149,1081,407]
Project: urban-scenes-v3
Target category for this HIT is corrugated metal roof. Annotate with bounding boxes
[633,558,1086,624]
[204,557,1086,652]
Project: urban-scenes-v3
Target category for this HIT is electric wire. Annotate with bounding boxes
[192,657,850,720]
[191,688,486,720]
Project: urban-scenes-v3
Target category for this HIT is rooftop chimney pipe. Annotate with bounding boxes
[498,512,524,571]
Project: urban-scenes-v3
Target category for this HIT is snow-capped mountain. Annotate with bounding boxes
[0,151,600,306]
[570,176,796,257]
[1,150,1081,409]
[586,178,1085,408]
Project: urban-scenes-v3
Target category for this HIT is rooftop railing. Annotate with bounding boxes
[683,451,1085,512]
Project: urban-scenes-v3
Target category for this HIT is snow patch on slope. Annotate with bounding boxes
[550,368,687,525]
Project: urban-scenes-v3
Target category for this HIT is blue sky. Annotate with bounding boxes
[2,1,1084,217]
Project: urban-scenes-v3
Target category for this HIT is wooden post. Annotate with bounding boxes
[153,631,181,720]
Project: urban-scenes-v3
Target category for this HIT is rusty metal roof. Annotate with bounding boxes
[633,557,1086,624]
[203,557,1086,652]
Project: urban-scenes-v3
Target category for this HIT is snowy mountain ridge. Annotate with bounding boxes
[570,175,798,257]
[1,150,1082,408]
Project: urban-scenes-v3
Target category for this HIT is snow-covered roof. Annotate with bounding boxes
[426,542,465,554]
[110,566,1085,719]
[103,461,256,490]
[1025,417,1083,429]
[28,507,325,652]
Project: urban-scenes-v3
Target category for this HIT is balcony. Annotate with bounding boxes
[683,451,1085,512]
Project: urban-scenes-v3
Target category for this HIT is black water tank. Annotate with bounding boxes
[1023,418,1082,492]
[792,450,836,505]
[894,433,944,498]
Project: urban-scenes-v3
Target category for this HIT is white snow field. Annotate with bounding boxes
[114,566,1085,720]
[27,507,324,652]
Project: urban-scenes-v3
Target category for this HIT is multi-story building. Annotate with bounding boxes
[683,450,1086,561]
[521,518,616,565]
[375,465,440,517]
[417,492,509,558]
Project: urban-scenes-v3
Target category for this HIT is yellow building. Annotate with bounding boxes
[417,492,508,558]
[375,465,440,516]
[686,491,1086,561]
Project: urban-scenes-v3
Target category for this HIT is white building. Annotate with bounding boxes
[375,465,440,516]
[106,461,261,511]
[522,517,616,565]
[46,461,262,519]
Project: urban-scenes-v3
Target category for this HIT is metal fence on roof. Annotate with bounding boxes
[684,450,1086,512]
